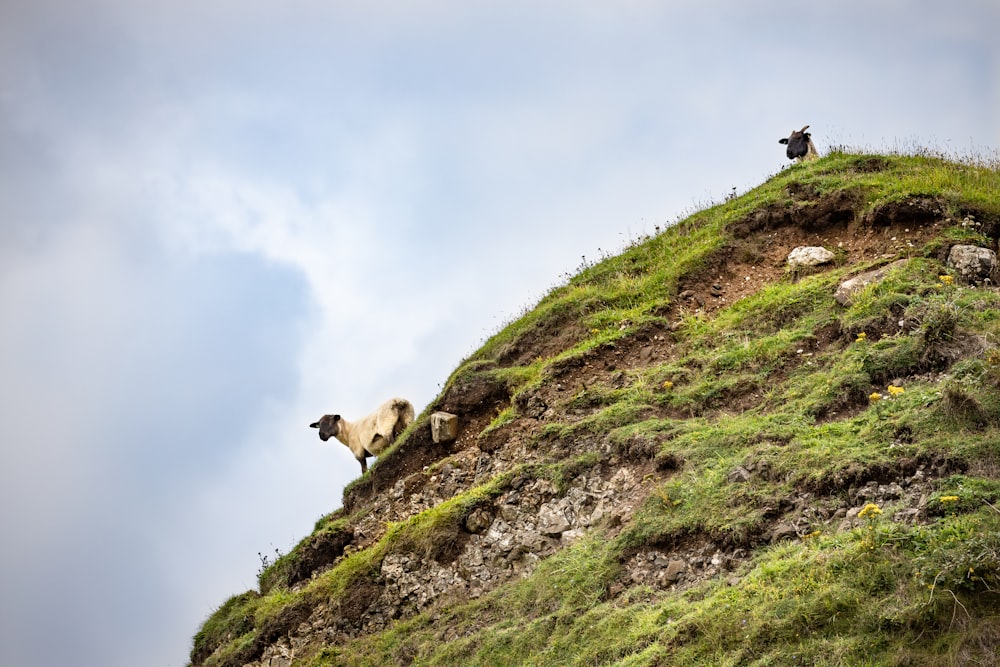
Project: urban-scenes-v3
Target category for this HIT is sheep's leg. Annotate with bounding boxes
[358,456,368,474]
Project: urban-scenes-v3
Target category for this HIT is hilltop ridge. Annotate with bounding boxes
[192,151,1000,667]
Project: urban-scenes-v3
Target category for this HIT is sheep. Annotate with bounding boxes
[310,398,415,474]
[779,125,818,162]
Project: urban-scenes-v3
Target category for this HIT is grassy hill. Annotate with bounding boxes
[191,151,1000,667]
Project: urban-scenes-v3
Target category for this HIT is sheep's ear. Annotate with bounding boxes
[779,138,789,145]
[333,415,341,422]
[310,421,320,429]
[800,125,810,132]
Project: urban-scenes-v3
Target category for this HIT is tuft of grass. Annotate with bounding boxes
[190,591,260,666]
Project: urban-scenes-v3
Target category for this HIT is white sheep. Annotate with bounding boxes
[310,398,415,474]
[779,125,818,162]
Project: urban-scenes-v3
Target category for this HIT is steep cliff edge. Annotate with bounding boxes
[191,152,1000,667]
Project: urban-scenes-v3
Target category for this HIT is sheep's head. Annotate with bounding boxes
[779,125,812,160]
[309,414,342,441]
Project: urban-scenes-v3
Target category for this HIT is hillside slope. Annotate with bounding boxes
[191,152,1000,667]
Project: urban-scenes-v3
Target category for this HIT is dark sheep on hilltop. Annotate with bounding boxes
[779,125,818,162]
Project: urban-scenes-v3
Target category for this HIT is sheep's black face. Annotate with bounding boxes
[309,414,341,441]
[779,126,812,160]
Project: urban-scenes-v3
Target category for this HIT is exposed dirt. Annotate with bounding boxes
[284,527,354,589]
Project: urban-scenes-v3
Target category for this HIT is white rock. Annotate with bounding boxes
[537,502,572,536]
[787,246,835,268]
[947,244,997,283]
[430,411,459,443]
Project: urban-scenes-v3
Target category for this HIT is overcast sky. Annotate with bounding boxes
[1,1,997,666]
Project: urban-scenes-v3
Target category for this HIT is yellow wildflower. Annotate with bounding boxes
[662,380,674,390]
[939,274,954,286]
[887,385,905,397]
[869,392,883,403]
[858,503,882,519]
[855,332,867,342]
[939,495,960,503]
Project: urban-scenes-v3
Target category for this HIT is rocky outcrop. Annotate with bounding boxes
[239,467,647,664]
[947,244,997,283]
[834,259,909,306]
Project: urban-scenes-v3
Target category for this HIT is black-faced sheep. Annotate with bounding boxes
[310,397,415,474]
[779,125,818,162]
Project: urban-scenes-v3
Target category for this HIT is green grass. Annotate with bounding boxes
[191,152,1000,667]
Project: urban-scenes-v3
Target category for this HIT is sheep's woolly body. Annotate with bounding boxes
[310,398,415,473]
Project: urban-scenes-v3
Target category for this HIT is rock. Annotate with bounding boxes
[770,522,798,543]
[270,657,292,667]
[947,244,997,283]
[881,482,903,500]
[464,506,493,534]
[835,259,909,306]
[663,559,687,583]
[787,246,835,268]
[638,345,656,364]
[537,502,572,536]
[474,454,491,480]
[430,412,459,443]
[486,519,516,553]
[515,391,549,419]
[679,289,704,307]
[727,466,752,484]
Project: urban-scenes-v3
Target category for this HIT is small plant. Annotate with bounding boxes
[654,485,683,509]
[870,384,906,417]
[941,382,990,427]
[257,547,283,579]
[480,405,517,437]
[939,495,961,514]
[858,502,884,553]
[802,529,823,550]
[869,390,886,418]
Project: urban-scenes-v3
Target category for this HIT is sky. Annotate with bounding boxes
[0,1,997,665]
